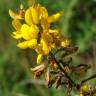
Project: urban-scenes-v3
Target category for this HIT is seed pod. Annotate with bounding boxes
[71,64,90,74]
[30,64,45,78]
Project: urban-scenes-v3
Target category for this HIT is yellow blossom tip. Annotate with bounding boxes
[80,94,83,96]
[48,11,62,23]
[21,24,39,40]
[11,33,22,39]
[40,39,50,55]
[28,39,37,48]
[20,3,24,10]
[37,54,43,64]
[81,85,88,91]
[12,19,22,31]
[9,9,23,19]
[17,41,28,49]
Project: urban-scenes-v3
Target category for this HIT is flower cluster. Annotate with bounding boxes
[9,0,96,96]
[9,2,70,64]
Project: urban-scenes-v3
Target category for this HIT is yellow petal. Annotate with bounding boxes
[40,6,48,19]
[80,94,83,96]
[12,19,22,31]
[25,7,39,25]
[42,32,53,44]
[17,41,28,49]
[35,45,43,54]
[12,32,22,39]
[41,18,50,30]
[49,29,59,36]
[40,39,49,55]
[31,7,39,24]
[35,4,41,15]
[37,54,43,64]
[28,39,37,48]
[21,24,39,40]
[9,9,22,19]
[40,6,49,30]
[25,7,33,25]
[48,12,62,23]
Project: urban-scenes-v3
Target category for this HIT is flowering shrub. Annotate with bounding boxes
[9,0,96,96]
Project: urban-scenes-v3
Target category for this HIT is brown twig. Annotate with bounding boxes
[49,52,79,89]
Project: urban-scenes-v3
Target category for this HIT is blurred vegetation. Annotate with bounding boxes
[0,0,96,96]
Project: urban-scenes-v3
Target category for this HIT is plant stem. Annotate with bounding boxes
[49,52,79,89]
[81,74,96,84]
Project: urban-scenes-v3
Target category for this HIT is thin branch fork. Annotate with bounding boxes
[49,52,80,89]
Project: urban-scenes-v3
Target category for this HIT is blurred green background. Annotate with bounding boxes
[0,0,96,96]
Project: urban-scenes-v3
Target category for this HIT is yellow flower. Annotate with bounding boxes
[21,24,39,40]
[17,41,29,49]
[12,19,22,39]
[28,39,37,48]
[9,4,25,20]
[48,12,62,23]
[12,19,39,49]
[9,9,23,20]
[10,2,67,64]
[17,39,37,49]
[35,38,50,56]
